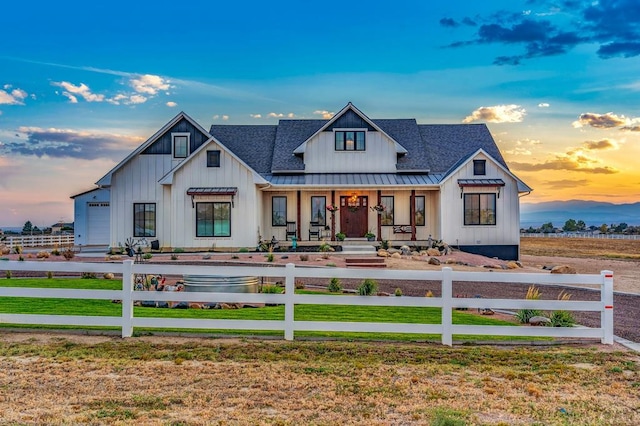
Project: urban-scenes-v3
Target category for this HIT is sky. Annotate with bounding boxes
[1,0,639,228]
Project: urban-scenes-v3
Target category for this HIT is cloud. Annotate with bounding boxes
[166,101,177,107]
[544,179,590,190]
[582,139,618,150]
[128,94,147,104]
[0,87,29,105]
[443,1,640,64]
[129,74,170,95]
[511,158,618,174]
[572,112,629,129]
[250,114,262,119]
[52,81,105,103]
[314,110,334,119]
[621,125,640,132]
[463,104,526,123]
[212,115,230,121]
[6,127,144,160]
[268,112,284,118]
[538,103,550,108]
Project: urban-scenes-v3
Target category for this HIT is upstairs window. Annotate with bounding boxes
[207,150,221,167]
[335,131,365,151]
[172,133,190,159]
[473,159,486,175]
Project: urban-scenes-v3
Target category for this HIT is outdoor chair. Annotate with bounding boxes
[309,222,321,241]
[286,221,297,240]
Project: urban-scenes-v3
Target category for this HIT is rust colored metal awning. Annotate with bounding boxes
[457,179,505,187]
[186,187,237,207]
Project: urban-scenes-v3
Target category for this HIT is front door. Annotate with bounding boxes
[340,196,368,238]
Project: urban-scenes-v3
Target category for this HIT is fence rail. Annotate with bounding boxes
[521,233,640,240]
[1,235,75,249]
[0,260,614,346]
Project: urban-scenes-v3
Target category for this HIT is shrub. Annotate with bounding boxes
[299,254,309,261]
[358,278,378,296]
[13,245,22,254]
[18,255,24,261]
[425,290,434,297]
[50,249,61,256]
[82,272,97,279]
[239,247,249,253]
[142,253,153,260]
[173,248,185,253]
[328,278,342,293]
[37,250,50,258]
[549,310,576,327]
[261,284,282,294]
[5,270,11,279]
[266,253,274,262]
[231,255,239,259]
[395,287,403,296]
[62,246,75,260]
[295,280,305,289]
[326,262,336,267]
[171,254,178,260]
[516,285,543,324]
[380,239,390,250]
[47,271,53,279]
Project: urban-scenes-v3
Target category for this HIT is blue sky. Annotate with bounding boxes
[1,0,639,227]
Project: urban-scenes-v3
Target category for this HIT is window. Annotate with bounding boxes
[196,202,231,237]
[311,196,326,225]
[335,131,365,151]
[207,150,221,167]
[464,193,496,225]
[133,203,156,237]
[473,159,486,176]
[172,133,189,159]
[414,196,425,226]
[380,196,394,226]
[272,196,287,226]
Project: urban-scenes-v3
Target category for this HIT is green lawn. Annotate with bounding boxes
[0,277,520,341]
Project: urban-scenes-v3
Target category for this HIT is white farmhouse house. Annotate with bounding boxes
[71,187,110,246]
[91,103,531,259]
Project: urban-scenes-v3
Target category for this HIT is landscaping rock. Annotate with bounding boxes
[428,257,441,265]
[550,265,577,274]
[529,316,551,326]
[426,248,440,256]
[377,249,389,257]
[506,261,520,269]
[103,272,115,280]
[400,245,411,256]
[391,252,402,259]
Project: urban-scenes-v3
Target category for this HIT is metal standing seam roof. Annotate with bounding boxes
[186,187,238,196]
[457,179,506,187]
[266,173,443,186]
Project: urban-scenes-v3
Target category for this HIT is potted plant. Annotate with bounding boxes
[364,231,376,241]
[336,231,346,241]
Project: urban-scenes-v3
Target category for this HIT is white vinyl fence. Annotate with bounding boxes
[0,260,614,346]
[2,234,74,249]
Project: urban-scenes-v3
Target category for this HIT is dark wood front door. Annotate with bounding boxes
[340,196,368,238]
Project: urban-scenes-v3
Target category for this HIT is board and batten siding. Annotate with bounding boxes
[303,130,397,173]
[109,154,174,248]
[170,141,259,249]
[73,188,110,247]
[376,190,439,242]
[439,154,520,247]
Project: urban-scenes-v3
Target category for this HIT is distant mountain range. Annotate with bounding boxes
[521,200,640,228]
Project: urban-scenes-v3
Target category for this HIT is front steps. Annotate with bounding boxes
[340,244,377,255]
[345,257,386,268]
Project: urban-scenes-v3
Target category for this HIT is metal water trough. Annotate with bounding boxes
[183,275,260,293]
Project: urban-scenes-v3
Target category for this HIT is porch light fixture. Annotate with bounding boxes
[349,192,358,205]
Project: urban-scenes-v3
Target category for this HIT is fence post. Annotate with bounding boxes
[601,270,614,345]
[284,263,295,340]
[121,260,134,338]
[441,267,453,346]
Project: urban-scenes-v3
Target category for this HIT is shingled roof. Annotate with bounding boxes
[208,111,509,182]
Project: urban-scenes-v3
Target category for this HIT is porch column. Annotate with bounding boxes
[331,190,336,241]
[377,190,382,241]
[410,190,416,241]
[296,190,301,239]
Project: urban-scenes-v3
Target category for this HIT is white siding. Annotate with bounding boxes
[303,131,397,173]
[439,153,520,246]
[170,142,259,249]
[73,188,110,247]
[109,154,173,248]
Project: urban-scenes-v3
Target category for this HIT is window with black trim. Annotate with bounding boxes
[133,203,156,237]
[173,133,189,159]
[311,196,326,225]
[464,193,496,225]
[207,150,221,167]
[272,196,287,226]
[473,159,486,175]
[335,131,365,151]
[414,196,425,226]
[381,196,394,226]
[196,202,231,237]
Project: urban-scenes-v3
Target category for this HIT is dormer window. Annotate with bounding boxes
[335,131,365,151]
[172,133,190,159]
[473,159,486,175]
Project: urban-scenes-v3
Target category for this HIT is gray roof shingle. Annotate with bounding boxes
[209,125,277,174]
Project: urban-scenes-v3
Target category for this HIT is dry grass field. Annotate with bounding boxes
[1,334,639,425]
[521,236,640,259]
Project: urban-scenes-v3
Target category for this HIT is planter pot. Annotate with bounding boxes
[367,236,375,241]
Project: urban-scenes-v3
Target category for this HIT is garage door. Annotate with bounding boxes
[87,202,110,245]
